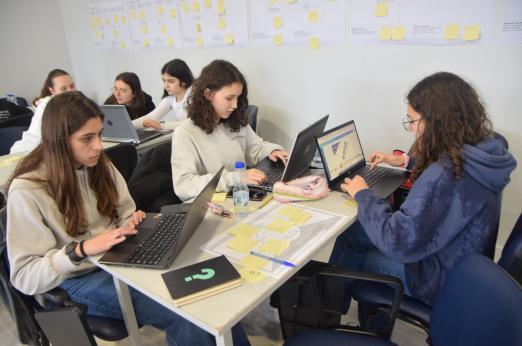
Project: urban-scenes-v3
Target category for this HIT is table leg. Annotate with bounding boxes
[113,277,143,346]
[215,328,233,346]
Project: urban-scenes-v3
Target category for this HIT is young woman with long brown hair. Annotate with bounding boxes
[104,72,155,120]
[5,91,249,345]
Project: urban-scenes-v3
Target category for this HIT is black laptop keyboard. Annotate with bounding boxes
[264,166,284,185]
[124,213,185,266]
[333,165,393,190]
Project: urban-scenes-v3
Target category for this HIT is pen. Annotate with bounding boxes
[257,193,272,209]
[207,202,233,218]
[250,251,296,268]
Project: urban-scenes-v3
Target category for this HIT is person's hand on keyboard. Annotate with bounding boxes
[80,224,138,256]
[123,210,146,228]
[340,175,369,199]
[245,168,267,185]
[269,149,289,165]
[368,151,406,169]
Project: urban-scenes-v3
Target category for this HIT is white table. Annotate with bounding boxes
[92,192,357,346]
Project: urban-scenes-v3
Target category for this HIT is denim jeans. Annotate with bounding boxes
[60,269,250,346]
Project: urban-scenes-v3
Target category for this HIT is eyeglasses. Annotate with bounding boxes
[112,87,130,94]
[402,117,421,131]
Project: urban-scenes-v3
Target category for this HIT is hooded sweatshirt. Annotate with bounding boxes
[354,136,517,305]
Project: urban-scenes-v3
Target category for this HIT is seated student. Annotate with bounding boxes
[171,59,288,201]
[329,72,517,306]
[132,59,194,130]
[5,91,249,346]
[104,72,155,120]
[10,69,76,154]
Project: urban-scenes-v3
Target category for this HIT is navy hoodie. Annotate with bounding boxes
[354,137,517,305]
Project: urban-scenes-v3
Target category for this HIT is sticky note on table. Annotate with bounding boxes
[229,223,258,237]
[228,236,257,253]
[344,198,358,208]
[212,192,226,202]
[379,26,392,40]
[308,10,319,23]
[259,239,289,256]
[273,16,283,29]
[278,205,301,219]
[463,25,480,41]
[375,3,388,17]
[266,219,295,233]
[289,211,311,225]
[273,34,283,46]
[239,267,266,284]
[392,26,406,40]
[240,255,268,269]
[309,37,320,50]
[444,24,460,40]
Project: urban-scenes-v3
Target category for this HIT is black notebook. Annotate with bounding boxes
[161,255,242,306]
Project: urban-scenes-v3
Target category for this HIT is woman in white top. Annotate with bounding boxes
[10,69,76,154]
[171,60,288,201]
[132,59,194,131]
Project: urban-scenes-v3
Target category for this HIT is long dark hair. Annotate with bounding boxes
[7,91,120,236]
[33,69,70,106]
[187,60,248,134]
[105,72,149,119]
[161,59,194,98]
[407,72,492,181]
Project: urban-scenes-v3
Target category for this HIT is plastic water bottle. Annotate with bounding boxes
[233,161,250,217]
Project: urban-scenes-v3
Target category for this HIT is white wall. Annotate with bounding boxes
[3,0,522,249]
[0,0,73,103]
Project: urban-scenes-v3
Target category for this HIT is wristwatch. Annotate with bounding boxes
[65,241,85,264]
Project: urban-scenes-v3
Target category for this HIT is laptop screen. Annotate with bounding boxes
[316,121,365,181]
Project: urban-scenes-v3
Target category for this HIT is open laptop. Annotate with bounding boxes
[99,167,224,269]
[252,114,329,192]
[99,105,172,144]
[315,120,406,199]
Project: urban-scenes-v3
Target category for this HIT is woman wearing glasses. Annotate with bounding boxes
[330,72,517,307]
[104,72,155,120]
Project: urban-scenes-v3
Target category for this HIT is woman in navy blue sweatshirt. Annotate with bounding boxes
[330,72,517,305]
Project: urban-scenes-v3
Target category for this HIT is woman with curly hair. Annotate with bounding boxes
[171,60,287,201]
[330,72,517,306]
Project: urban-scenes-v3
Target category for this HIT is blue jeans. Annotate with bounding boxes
[329,220,410,296]
[60,269,250,346]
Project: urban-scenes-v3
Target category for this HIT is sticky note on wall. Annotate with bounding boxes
[273,16,283,29]
[463,25,480,41]
[375,3,388,17]
[392,26,405,40]
[273,34,283,46]
[379,26,392,40]
[444,24,460,40]
[308,10,319,23]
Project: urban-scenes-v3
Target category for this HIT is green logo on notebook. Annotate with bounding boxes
[185,268,215,282]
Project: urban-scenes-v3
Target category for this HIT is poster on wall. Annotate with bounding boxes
[89,1,132,50]
[500,0,522,44]
[249,0,346,49]
[177,0,248,48]
[351,0,495,46]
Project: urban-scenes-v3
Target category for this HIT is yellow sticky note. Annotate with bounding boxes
[143,39,149,47]
[344,198,358,208]
[392,26,406,40]
[287,0,297,3]
[167,37,174,46]
[95,31,104,39]
[289,211,311,225]
[309,37,320,49]
[463,25,480,41]
[444,24,460,40]
[240,255,268,269]
[211,192,227,202]
[205,0,212,8]
[157,5,165,16]
[224,34,234,44]
[112,29,119,38]
[161,23,168,34]
[218,18,227,29]
[379,26,392,40]
[218,0,225,14]
[129,10,136,20]
[271,0,279,4]
[273,34,284,46]
[182,1,190,12]
[192,1,200,12]
[140,25,148,35]
[266,219,295,233]
[195,23,202,33]
[113,14,120,24]
[228,224,258,237]
[228,236,257,253]
[138,9,145,19]
[375,3,388,17]
[259,239,289,256]
[169,8,177,18]
[273,16,283,29]
[90,16,100,28]
[278,205,302,219]
[195,36,204,46]
[105,18,110,26]
[308,10,319,23]
[121,16,127,24]
[119,41,126,49]
[239,267,266,284]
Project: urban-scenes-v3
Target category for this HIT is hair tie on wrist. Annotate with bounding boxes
[79,240,88,258]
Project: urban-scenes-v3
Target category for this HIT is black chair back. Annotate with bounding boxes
[0,112,34,128]
[247,105,258,132]
[0,126,28,155]
[104,143,137,182]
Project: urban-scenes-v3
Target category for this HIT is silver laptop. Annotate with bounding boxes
[99,167,224,269]
[252,114,329,192]
[99,105,171,144]
[315,120,406,199]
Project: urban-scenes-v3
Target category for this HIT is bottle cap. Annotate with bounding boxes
[235,161,245,169]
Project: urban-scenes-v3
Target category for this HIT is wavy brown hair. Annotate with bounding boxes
[7,91,120,236]
[187,60,248,134]
[32,69,70,106]
[104,72,150,120]
[408,72,492,181]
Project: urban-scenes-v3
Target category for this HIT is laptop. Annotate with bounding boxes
[99,167,224,269]
[99,105,172,144]
[252,114,329,192]
[315,120,406,199]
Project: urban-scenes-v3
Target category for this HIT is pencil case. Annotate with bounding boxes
[272,175,330,203]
